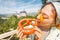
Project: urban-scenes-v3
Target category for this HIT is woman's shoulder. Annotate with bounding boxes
[46,25,60,40]
[50,24,60,33]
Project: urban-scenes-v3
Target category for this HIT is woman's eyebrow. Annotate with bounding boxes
[42,13,49,17]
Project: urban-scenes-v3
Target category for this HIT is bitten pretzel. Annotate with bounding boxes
[17,19,38,35]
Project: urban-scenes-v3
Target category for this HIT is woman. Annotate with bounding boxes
[17,2,60,40]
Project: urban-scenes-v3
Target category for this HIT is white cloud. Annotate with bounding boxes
[1,0,17,6]
[0,4,42,14]
[0,0,42,14]
[16,0,36,7]
[3,0,35,7]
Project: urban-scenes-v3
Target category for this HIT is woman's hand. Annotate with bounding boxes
[17,27,27,38]
[17,18,42,39]
[34,26,42,40]
[17,26,42,40]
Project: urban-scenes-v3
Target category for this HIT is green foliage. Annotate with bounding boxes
[10,34,19,40]
[0,16,17,34]
[0,15,37,34]
[6,15,18,29]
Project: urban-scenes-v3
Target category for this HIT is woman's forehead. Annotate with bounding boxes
[41,4,54,16]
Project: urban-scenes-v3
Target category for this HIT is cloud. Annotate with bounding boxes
[0,0,36,7]
[0,0,42,14]
[16,0,37,7]
[0,4,42,14]
[0,0,17,7]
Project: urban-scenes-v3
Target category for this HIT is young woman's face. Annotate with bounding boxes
[37,4,56,28]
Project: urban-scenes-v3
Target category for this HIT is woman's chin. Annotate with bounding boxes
[40,24,51,27]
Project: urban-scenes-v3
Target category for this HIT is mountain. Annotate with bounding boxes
[0,13,17,17]
[0,12,37,17]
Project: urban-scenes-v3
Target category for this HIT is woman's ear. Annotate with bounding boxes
[56,24,60,30]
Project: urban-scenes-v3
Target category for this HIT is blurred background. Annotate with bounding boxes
[0,0,60,40]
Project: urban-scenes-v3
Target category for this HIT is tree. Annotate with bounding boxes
[0,15,18,34]
[42,0,47,4]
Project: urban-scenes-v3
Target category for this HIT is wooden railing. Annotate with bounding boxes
[0,30,17,39]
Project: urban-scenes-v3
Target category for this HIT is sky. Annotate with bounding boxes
[0,0,42,14]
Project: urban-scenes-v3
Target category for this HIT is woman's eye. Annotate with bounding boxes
[43,15,49,19]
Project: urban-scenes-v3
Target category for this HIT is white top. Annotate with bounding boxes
[46,27,60,40]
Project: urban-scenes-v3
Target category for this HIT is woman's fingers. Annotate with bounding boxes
[17,29,27,38]
[34,26,42,39]
[34,31,42,38]
[17,29,23,37]
[17,28,21,35]
[19,33,23,38]
[34,26,42,33]
[23,35,27,38]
